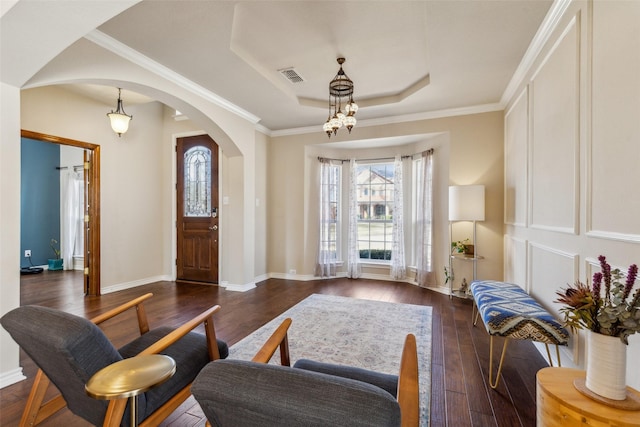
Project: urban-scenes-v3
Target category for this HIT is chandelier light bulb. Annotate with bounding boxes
[323,119,333,137]
[344,115,356,132]
[346,101,358,115]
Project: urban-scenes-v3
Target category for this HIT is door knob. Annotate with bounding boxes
[209,225,218,231]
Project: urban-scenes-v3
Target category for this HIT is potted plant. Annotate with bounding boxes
[451,238,473,255]
[48,238,63,271]
[555,255,639,401]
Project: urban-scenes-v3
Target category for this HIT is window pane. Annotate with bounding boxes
[184,146,212,217]
[319,164,341,260]
[356,162,394,262]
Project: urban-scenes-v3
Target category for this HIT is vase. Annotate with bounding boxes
[585,330,627,400]
[48,258,63,271]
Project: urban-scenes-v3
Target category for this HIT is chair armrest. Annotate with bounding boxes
[90,293,154,335]
[137,305,222,360]
[251,318,292,365]
[397,334,419,427]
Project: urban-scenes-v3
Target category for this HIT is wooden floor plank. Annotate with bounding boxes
[0,271,546,426]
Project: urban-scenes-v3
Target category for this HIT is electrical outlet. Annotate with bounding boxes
[289,269,296,275]
[24,250,31,257]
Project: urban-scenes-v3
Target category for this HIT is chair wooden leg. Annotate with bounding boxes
[102,399,128,427]
[488,336,509,389]
[20,369,67,427]
[139,385,191,427]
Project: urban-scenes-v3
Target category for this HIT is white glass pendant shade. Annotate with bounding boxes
[108,112,132,136]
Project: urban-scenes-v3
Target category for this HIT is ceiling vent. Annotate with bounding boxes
[279,67,305,84]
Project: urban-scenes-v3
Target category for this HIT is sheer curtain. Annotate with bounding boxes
[390,155,406,279]
[346,159,361,279]
[415,150,435,287]
[315,158,337,277]
[61,170,83,270]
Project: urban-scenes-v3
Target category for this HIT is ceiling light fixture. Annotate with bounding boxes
[322,58,358,138]
[107,88,132,137]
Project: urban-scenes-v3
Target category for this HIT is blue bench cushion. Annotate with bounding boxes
[470,280,569,345]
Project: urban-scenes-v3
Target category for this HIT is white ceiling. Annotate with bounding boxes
[11,0,555,134]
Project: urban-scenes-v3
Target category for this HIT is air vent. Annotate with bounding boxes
[279,67,305,84]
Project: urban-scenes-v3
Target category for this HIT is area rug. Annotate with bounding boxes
[229,294,432,426]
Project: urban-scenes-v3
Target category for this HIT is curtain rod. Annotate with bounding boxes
[56,165,83,170]
[318,148,433,164]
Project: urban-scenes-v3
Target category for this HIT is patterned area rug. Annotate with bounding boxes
[229,294,432,426]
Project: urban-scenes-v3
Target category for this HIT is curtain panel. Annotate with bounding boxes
[415,150,435,287]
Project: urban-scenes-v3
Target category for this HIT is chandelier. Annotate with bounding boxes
[107,88,132,137]
[322,58,358,138]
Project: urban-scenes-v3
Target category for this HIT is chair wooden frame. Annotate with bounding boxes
[19,293,223,427]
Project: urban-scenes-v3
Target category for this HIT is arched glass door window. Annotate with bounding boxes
[184,146,212,217]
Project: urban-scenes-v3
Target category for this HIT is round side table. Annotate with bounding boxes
[86,354,176,427]
[536,367,640,427]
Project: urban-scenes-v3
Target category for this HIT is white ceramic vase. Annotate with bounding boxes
[585,330,627,400]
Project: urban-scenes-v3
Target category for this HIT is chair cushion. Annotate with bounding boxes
[293,359,399,397]
[118,326,228,420]
[192,359,401,427]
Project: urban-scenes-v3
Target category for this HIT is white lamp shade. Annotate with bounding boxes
[449,185,485,221]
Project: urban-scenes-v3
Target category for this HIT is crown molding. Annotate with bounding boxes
[84,30,261,125]
[500,0,572,106]
[269,102,503,138]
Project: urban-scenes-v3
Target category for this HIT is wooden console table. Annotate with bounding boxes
[536,367,640,427]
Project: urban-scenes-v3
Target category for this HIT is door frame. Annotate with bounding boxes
[21,130,101,296]
[171,131,222,283]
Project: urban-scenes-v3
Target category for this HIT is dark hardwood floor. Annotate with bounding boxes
[1,270,548,426]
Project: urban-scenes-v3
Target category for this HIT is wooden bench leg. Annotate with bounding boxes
[489,336,509,389]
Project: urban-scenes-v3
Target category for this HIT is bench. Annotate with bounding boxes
[470,280,569,388]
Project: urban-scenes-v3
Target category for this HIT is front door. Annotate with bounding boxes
[176,135,219,283]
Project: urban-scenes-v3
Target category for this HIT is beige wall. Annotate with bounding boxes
[504,1,640,389]
[267,111,505,291]
[0,82,23,386]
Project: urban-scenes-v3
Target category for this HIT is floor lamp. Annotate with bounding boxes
[449,185,485,290]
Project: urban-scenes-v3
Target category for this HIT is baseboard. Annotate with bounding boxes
[220,281,256,292]
[101,275,172,294]
[0,367,26,389]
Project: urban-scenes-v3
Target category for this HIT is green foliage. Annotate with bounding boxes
[50,238,61,260]
[451,239,470,254]
[359,249,392,260]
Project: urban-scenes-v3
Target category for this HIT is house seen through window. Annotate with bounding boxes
[356,162,395,261]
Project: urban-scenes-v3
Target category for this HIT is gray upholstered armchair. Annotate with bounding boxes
[0,293,228,427]
[191,318,419,427]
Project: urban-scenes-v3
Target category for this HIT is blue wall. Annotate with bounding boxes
[21,138,60,267]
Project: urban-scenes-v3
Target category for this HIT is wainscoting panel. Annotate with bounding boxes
[504,88,528,228]
[587,1,640,242]
[504,235,528,291]
[529,16,580,234]
[529,242,580,363]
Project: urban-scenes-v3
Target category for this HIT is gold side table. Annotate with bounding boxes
[86,354,176,427]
